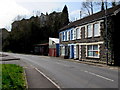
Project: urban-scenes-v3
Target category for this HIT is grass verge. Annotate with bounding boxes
[0,64,2,89]
[1,64,26,89]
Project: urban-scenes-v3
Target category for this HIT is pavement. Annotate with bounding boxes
[1,54,59,89]
[0,54,20,61]
[50,56,119,70]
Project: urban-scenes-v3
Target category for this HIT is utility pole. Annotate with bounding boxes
[105,0,108,65]
[80,11,82,19]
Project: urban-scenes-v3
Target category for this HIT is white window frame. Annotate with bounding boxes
[85,25,87,38]
[73,28,76,40]
[87,24,92,38]
[71,28,74,40]
[61,46,65,56]
[86,45,100,58]
[67,31,69,41]
[93,22,100,37]
[63,32,65,41]
[60,33,62,42]
[76,27,81,39]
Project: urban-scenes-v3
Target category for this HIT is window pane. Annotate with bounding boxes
[88,51,93,56]
[93,51,98,56]
[76,28,79,38]
[62,32,64,41]
[71,30,73,40]
[65,31,67,41]
[74,29,76,39]
[94,23,99,36]
[93,45,98,50]
[87,25,92,37]
[68,31,70,40]
[88,45,92,50]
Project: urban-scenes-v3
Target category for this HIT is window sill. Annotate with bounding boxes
[86,37,92,39]
[94,35,100,37]
[87,56,100,58]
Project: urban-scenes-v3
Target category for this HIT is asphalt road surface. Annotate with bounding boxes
[2,52,119,89]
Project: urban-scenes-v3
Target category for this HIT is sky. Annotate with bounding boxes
[0,0,119,31]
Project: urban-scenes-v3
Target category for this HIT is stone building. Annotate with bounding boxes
[59,5,120,65]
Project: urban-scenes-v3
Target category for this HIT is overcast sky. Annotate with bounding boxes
[0,0,119,31]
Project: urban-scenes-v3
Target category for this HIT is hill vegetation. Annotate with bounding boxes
[2,5,69,53]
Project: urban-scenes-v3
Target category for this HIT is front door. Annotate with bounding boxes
[76,45,79,59]
[79,45,81,60]
[71,45,74,58]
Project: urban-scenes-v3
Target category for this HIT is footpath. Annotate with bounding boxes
[52,56,119,70]
[1,54,59,89]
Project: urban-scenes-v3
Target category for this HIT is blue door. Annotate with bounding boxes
[71,45,74,59]
[56,44,59,57]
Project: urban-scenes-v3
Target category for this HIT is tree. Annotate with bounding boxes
[111,0,117,7]
[101,0,105,10]
[61,5,69,26]
[3,7,69,53]
[13,15,26,21]
[81,0,94,15]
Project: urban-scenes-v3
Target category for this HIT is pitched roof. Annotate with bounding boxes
[59,5,120,32]
[34,43,49,46]
[49,38,59,43]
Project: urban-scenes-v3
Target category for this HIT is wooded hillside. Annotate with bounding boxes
[2,5,69,53]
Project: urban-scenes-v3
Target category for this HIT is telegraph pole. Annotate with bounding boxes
[80,11,82,19]
[105,0,108,65]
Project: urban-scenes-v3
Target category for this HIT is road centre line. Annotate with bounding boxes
[82,70,114,82]
[35,68,61,89]
[7,53,114,83]
[23,55,114,82]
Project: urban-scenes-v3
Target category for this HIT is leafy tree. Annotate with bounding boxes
[2,6,69,53]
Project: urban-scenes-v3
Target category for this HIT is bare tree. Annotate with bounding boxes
[81,0,94,16]
[13,15,26,21]
[32,10,41,17]
[111,0,117,7]
[80,0,116,18]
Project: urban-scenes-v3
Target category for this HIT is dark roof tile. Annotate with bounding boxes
[59,5,120,31]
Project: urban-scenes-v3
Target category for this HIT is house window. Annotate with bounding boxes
[62,32,64,41]
[73,28,76,40]
[76,27,81,39]
[61,46,65,56]
[94,23,100,37]
[71,30,73,40]
[87,45,99,58]
[68,31,70,40]
[87,24,92,38]
[62,32,65,41]
[59,33,62,42]
[65,31,67,41]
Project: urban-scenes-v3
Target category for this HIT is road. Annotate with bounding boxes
[2,52,119,88]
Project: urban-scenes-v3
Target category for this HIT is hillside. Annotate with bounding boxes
[2,5,69,53]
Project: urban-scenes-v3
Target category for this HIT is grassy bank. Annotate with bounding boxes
[0,64,2,89]
[1,64,26,89]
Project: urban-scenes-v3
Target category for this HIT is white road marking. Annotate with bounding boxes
[4,53,115,83]
[35,68,61,90]
[83,70,114,82]
[55,62,69,67]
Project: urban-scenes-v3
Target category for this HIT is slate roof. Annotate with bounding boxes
[59,5,120,32]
